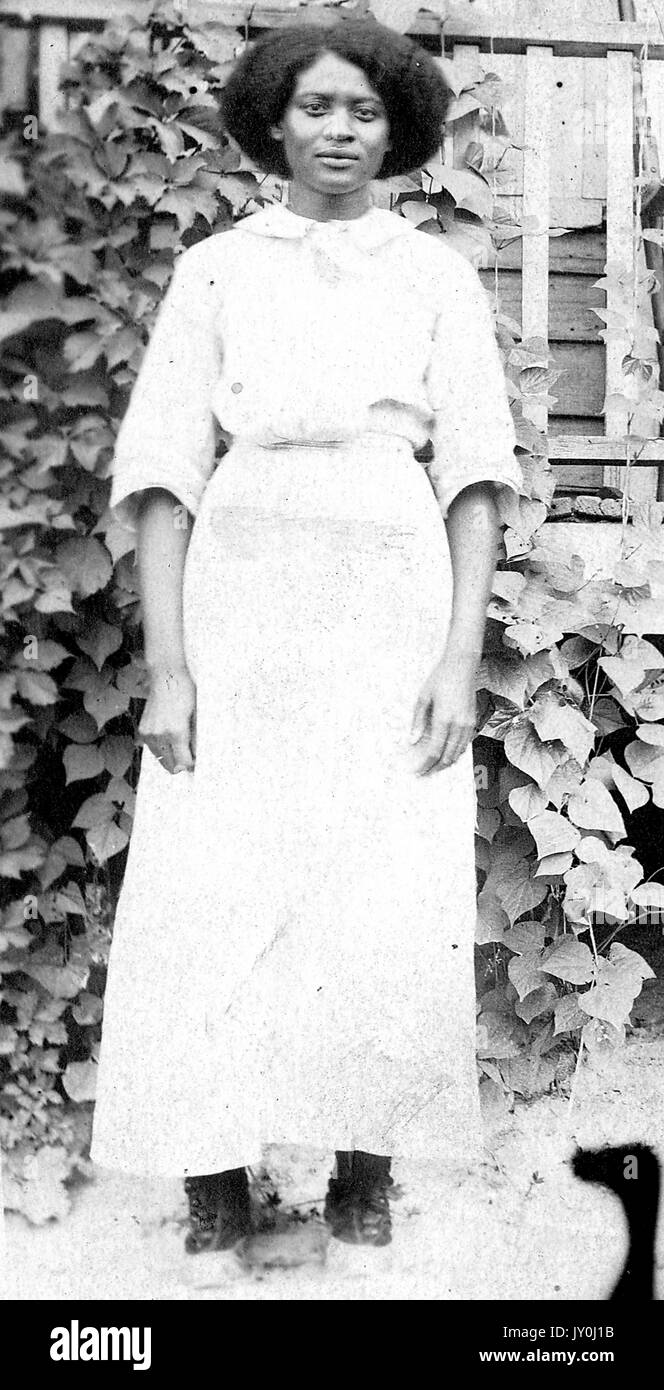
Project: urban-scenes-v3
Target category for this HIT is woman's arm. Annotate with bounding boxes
[411,482,500,776]
[136,488,196,774]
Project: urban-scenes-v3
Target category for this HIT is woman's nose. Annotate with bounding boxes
[323,108,353,139]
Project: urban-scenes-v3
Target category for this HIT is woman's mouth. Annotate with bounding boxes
[316,154,358,168]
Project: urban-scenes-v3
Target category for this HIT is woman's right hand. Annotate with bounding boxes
[138,665,196,774]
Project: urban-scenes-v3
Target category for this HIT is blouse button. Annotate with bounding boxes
[231,381,243,394]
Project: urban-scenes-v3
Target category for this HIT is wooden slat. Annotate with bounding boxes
[521,46,552,431]
[550,416,604,437]
[549,437,664,462]
[0,23,29,113]
[2,4,664,56]
[551,342,605,416]
[604,51,632,458]
[551,463,605,490]
[37,23,69,129]
[479,269,604,341]
[488,228,607,274]
[605,50,659,502]
[581,57,607,201]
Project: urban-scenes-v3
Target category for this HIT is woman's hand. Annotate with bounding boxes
[138,665,196,774]
[410,653,477,776]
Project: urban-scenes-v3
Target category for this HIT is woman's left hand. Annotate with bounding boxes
[410,655,477,776]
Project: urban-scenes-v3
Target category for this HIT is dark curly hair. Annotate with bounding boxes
[219,17,453,180]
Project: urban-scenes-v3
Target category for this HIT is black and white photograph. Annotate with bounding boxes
[0,0,663,1341]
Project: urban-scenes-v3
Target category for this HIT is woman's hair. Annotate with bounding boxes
[219,17,453,179]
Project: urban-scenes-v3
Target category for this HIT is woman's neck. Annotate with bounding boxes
[285,182,374,222]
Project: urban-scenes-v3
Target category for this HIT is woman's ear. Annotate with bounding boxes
[270,125,284,141]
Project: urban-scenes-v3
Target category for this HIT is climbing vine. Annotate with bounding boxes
[0,0,662,1218]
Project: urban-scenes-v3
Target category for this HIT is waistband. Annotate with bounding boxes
[231,431,414,456]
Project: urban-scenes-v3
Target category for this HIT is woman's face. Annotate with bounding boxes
[270,52,392,197]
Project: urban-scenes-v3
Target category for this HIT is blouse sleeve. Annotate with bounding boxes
[109,245,221,531]
[424,253,523,520]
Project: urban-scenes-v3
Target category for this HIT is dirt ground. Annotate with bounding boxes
[4,1019,664,1302]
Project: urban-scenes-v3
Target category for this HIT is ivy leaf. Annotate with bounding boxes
[62,1059,97,1103]
[478,654,528,707]
[71,992,103,1025]
[55,537,112,598]
[540,939,595,986]
[508,950,546,1001]
[101,734,135,777]
[636,723,664,746]
[534,851,575,877]
[491,571,526,605]
[14,639,70,671]
[482,842,548,923]
[83,681,131,731]
[515,982,558,1024]
[24,962,89,999]
[599,654,646,694]
[85,820,129,865]
[578,955,649,1030]
[76,620,123,671]
[527,811,580,859]
[502,921,546,955]
[58,712,99,744]
[476,888,509,944]
[631,881,664,911]
[508,782,548,822]
[504,721,561,790]
[553,992,587,1035]
[15,670,59,706]
[106,776,136,813]
[156,185,218,229]
[476,1009,524,1059]
[63,743,105,784]
[528,694,595,766]
[624,738,664,781]
[72,793,115,830]
[426,165,494,219]
[54,882,86,917]
[611,762,650,813]
[567,780,626,837]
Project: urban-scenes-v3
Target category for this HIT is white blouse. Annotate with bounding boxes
[110,198,522,526]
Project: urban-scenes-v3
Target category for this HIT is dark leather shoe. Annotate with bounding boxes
[325,1150,393,1247]
[184,1168,251,1254]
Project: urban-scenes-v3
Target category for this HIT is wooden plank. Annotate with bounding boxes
[551,462,606,490]
[0,22,29,113]
[549,437,664,461]
[582,57,607,201]
[550,342,605,416]
[604,51,633,446]
[604,50,659,502]
[488,228,606,273]
[478,269,604,342]
[521,45,552,431]
[37,23,69,129]
[550,56,585,207]
[550,416,604,436]
[2,4,664,56]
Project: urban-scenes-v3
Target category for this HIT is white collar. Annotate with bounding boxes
[237,199,414,253]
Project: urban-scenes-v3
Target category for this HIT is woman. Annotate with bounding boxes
[90,17,522,1253]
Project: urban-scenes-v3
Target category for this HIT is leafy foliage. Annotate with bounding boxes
[0,2,661,1214]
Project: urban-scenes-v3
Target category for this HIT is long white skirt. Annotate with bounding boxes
[91,434,482,1176]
